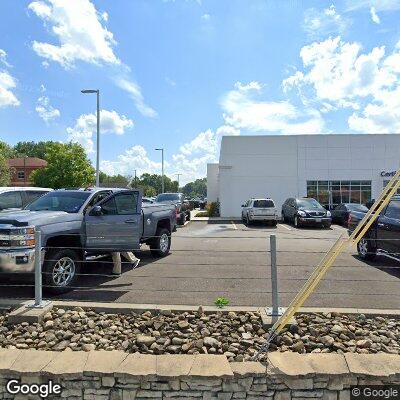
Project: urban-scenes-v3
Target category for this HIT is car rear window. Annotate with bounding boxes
[253,200,275,208]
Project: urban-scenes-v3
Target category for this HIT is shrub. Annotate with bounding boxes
[207,201,220,217]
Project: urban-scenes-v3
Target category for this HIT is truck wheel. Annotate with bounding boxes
[43,249,81,294]
[150,228,171,257]
[357,237,376,260]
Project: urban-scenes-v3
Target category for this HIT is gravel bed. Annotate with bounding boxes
[0,308,399,361]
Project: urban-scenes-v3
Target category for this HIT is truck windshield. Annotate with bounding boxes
[26,191,91,213]
[253,200,275,208]
[155,194,180,202]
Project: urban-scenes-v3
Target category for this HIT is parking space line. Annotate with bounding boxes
[231,221,238,230]
[279,224,292,231]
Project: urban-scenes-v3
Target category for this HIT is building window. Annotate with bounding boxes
[383,180,400,194]
[17,171,25,180]
[307,180,372,209]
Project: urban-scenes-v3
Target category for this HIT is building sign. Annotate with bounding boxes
[380,170,396,177]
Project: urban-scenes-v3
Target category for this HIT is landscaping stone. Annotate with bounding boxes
[0,309,398,361]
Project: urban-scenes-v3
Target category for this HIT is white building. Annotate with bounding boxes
[207,134,400,218]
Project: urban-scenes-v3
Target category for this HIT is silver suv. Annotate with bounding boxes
[241,198,278,226]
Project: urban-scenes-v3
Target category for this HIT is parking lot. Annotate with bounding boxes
[1,221,399,309]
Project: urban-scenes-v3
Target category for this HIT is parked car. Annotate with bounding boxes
[331,203,368,226]
[0,187,51,212]
[0,188,176,292]
[155,192,191,225]
[348,195,400,262]
[241,198,278,226]
[282,197,331,228]
[142,197,154,203]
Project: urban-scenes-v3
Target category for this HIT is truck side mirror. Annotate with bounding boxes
[90,205,103,216]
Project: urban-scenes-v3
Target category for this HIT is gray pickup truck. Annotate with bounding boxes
[0,188,176,292]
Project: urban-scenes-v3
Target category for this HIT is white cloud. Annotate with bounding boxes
[370,6,381,23]
[201,13,210,20]
[303,5,350,38]
[28,0,119,69]
[0,50,19,108]
[67,109,133,152]
[221,81,324,134]
[179,129,218,156]
[115,77,157,118]
[283,37,395,104]
[101,145,162,177]
[36,95,60,122]
[284,36,400,133]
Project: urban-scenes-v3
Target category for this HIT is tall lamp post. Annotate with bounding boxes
[176,173,182,192]
[81,89,100,187]
[155,148,164,193]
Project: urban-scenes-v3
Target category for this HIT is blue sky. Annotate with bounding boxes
[0,0,400,184]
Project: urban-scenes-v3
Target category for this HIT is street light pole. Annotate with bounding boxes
[155,148,164,193]
[176,173,182,192]
[81,89,100,187]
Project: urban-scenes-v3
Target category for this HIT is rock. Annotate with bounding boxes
[177,320,190,330]
[171,337,185,345]
[321,335,335,346]
[43,312,53,321]
[241,332,252,340]
[44,320,54,330]
[292,341,305,353]
[53,340,70,351]
[331,325,343,334]
[282,336,293,346]
[56,309,66,317]
[82,344,96,352]
[203,336,220,347]
[357,339,372,349]
[136,335,156,346]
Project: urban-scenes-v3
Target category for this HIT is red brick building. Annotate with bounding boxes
[7,157,47,187]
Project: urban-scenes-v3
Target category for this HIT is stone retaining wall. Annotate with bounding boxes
[0,349,399,399]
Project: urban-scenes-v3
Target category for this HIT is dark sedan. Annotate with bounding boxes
[331,203,368,226]
[282,197,331,228]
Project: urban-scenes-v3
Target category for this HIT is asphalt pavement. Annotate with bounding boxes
[1,221,400,309]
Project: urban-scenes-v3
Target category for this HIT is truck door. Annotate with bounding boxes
[376,200,400,255]
[84,190,142,251]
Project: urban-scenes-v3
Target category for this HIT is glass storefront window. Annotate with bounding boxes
[306,180,372,209]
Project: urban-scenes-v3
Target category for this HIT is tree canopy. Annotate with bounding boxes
[99,171,129,188]
[14,141,57,160]
[181,178,207,198]
[31,142,95,189]
[131,173,178,197]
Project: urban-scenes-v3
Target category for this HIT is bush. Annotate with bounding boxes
[207,201,220,217]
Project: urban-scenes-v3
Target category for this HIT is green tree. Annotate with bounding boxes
[31,142,95,189]
[132,173,178,195]
[182,178,207,198]
[14,141,57,160]
[99,171,129,188]
[0,141,15,159]
[0,155,11,186]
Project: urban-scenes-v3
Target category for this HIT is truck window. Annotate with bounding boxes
[384,201,400,220]
[115,193,138,214]
[0,191,23,210]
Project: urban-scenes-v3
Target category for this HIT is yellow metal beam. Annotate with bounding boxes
[270,170,400,335]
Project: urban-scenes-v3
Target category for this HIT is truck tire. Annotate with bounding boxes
[150,228,171,257]
[43,248,81,294]
[357,237,376,260]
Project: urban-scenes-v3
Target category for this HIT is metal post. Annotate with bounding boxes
[34,229,42,306]
[270,234,278,315]
[266,234,283,317]
[161,149,164,193]
[27,229,49,308]
[96,90,100,187]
